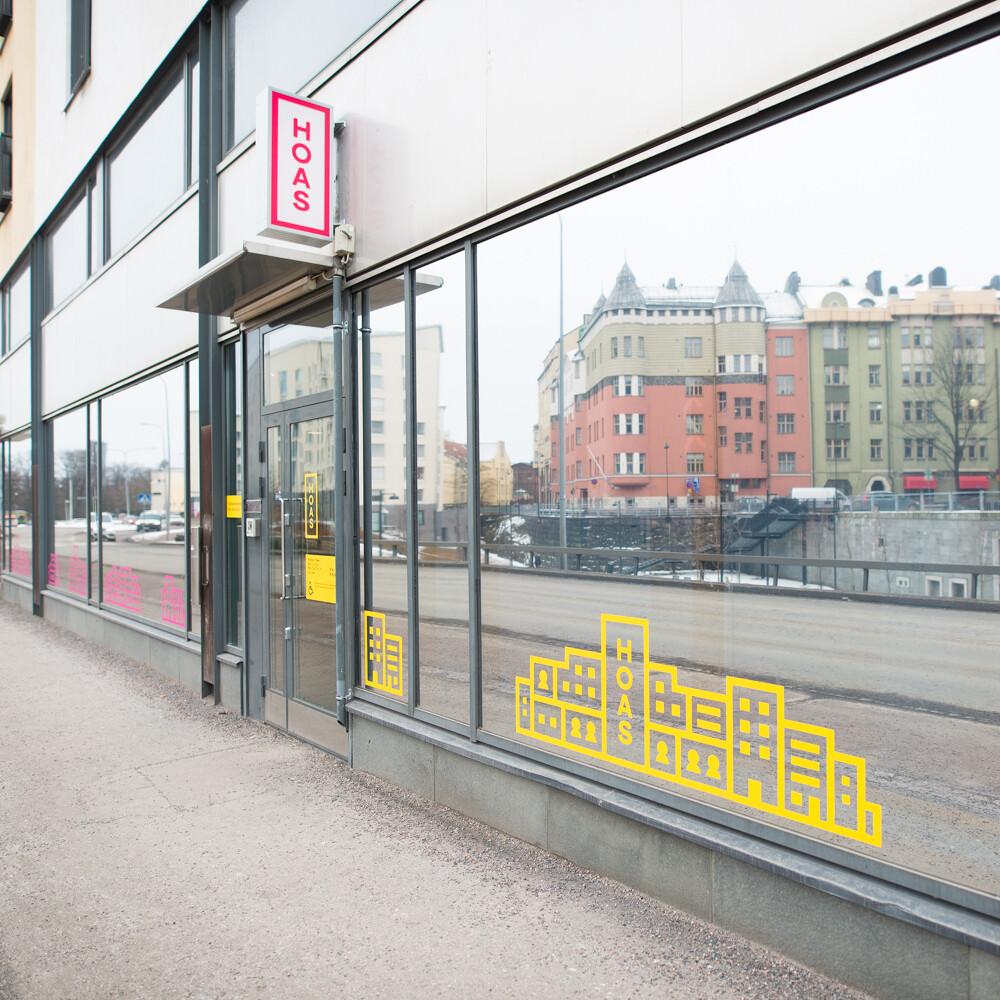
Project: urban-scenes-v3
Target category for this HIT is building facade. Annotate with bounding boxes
[1,3,999,995]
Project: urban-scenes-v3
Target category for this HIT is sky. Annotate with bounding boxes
[413,34,1000,463]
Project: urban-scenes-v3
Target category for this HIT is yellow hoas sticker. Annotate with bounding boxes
[515,614,882,847]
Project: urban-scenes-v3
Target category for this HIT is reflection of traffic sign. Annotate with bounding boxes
[137,493,152,505]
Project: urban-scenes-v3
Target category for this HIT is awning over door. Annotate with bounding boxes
[959,474,991,490]
[903,475,937,490]
[158,237,443,321]
[158,238,336,318]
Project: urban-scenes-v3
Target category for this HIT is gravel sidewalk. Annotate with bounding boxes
[0,602,874,1000]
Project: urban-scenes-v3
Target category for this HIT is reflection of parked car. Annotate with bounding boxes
[89,512,116,541]
[136,511,165,532]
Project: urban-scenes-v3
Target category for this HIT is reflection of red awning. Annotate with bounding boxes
[903,475,937,490]
[959,474,991,490]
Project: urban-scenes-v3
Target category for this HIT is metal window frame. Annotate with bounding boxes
[336,10,1000,923]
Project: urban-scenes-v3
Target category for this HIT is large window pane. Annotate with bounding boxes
[224,340,245,648]
[226,0,397,145]
[415,253,469,724]
[4,430,31,579]
[360,280,408,702]
[47,194,88,310]
[108,75,185,257]
[100,369,188,628]
[189,360,200,635]
[4,260,30,353]
[263,322,333,405]
[50,408,89,597]
[476,36,1000,899]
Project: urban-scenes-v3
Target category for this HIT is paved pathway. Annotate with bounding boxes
[0,603,872,1000]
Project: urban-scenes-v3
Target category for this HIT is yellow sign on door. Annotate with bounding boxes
[305,554,336,604]
[226,494,243,519]
[304,472,318,539]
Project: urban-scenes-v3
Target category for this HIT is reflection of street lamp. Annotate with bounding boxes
[140,421,170,515]
[663,443,670,518]
[108,446,155,518]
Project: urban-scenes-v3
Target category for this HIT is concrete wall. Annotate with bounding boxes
[770,511,1000,599]
[40,591,202,693]
[350,703,1000,1000]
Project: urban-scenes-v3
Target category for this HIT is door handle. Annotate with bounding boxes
[277,493,290,600]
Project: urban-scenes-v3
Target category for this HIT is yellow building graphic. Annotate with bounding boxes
[364,610,404,698]
[515,614,882,846]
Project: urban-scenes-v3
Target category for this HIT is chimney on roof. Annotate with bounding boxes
[888,285,899,297]
[989,275,1000,291]
[906,274,923,287]
[929,266,948,288]
[865,270,883,297]
[666,277,677,289]
[783,271,800,295]
[839,277,851,287]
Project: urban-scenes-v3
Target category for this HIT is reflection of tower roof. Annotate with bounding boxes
[714,260,763,307]
[592,291,606,313]
[606,261,646,309]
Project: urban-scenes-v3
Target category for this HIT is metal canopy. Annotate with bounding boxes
[158,236,444,318]
[158,238,335,317]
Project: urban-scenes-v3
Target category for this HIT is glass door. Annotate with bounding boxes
[262,401,345,755]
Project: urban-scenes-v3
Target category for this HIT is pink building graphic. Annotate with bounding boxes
[104,565,143,614]
[160,575,185,628]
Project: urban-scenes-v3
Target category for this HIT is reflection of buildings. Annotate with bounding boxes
[364,609,404,697]
[441,439,468,505]
[538,261,1000,504]
[480,441,514,505]
[150,467,187,515]
[515,613,881,846]
[369,326,443,511]
[512,462,538,502]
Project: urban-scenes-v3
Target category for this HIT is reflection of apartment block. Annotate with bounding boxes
[370,326,443,509]
[364,610,404,697]
[441,440,468,505]
[480,440,513,505]
[515,613,882,846]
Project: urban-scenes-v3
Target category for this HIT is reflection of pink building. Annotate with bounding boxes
[543,261,814,507]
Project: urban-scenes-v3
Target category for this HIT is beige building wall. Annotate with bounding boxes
[0,0,37,278]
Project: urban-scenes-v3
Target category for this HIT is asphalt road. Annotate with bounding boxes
[369,560,1000,894]
[0,603,873,1000]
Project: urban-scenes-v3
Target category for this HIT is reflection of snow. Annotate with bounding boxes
[481,548,527,568]
[494,515,531,546]
[642,569,833,590]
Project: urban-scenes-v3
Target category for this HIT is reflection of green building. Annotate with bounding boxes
[802,275,1000,495]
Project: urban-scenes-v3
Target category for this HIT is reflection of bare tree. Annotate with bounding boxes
[924,345,996,489]
[53,448,88,519]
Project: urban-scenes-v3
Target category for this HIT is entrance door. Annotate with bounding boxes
[260,401,345,755]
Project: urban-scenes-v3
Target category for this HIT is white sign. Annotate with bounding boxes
[258,88,334,245]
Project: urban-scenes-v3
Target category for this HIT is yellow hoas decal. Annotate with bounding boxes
[364,610,404,698]
[515,614,882,847]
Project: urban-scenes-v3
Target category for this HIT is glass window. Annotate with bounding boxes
[99,368,188,628]
[188,361,201,635]
[49,407,89,597]
[3,429,32,579]
[360,278,408,702]
[684,337,702,358]
[108,75,186,257]
[775,336,793,356]
[3,260,30,353]
[69,0,92,96]
[775,374,794,395]
[415,252,469,724]
[226,0,398,146]
[263,321,332,404]
[224,340,245,648]
[46,193,88,310]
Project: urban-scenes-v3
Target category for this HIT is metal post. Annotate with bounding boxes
[466,241,483,739]
[404,268,419,715]
[557,215,567,571]
[332,271,348,726]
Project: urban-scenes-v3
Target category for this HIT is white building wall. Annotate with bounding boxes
[42,194,200,415]
[32,0,202,226]
[0,342,31,432]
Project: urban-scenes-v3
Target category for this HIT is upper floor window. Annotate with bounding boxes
[108,70,189,258]
[46,193,89,310]
[1,260,29,355]
[684,336,702,358]
[0,86,12,214]
[774,336,793,357]
[69,0,92,99]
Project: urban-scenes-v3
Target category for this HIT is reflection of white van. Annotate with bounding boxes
[791,487,852,510]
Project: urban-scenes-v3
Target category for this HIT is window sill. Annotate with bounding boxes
[64,67,92,113]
